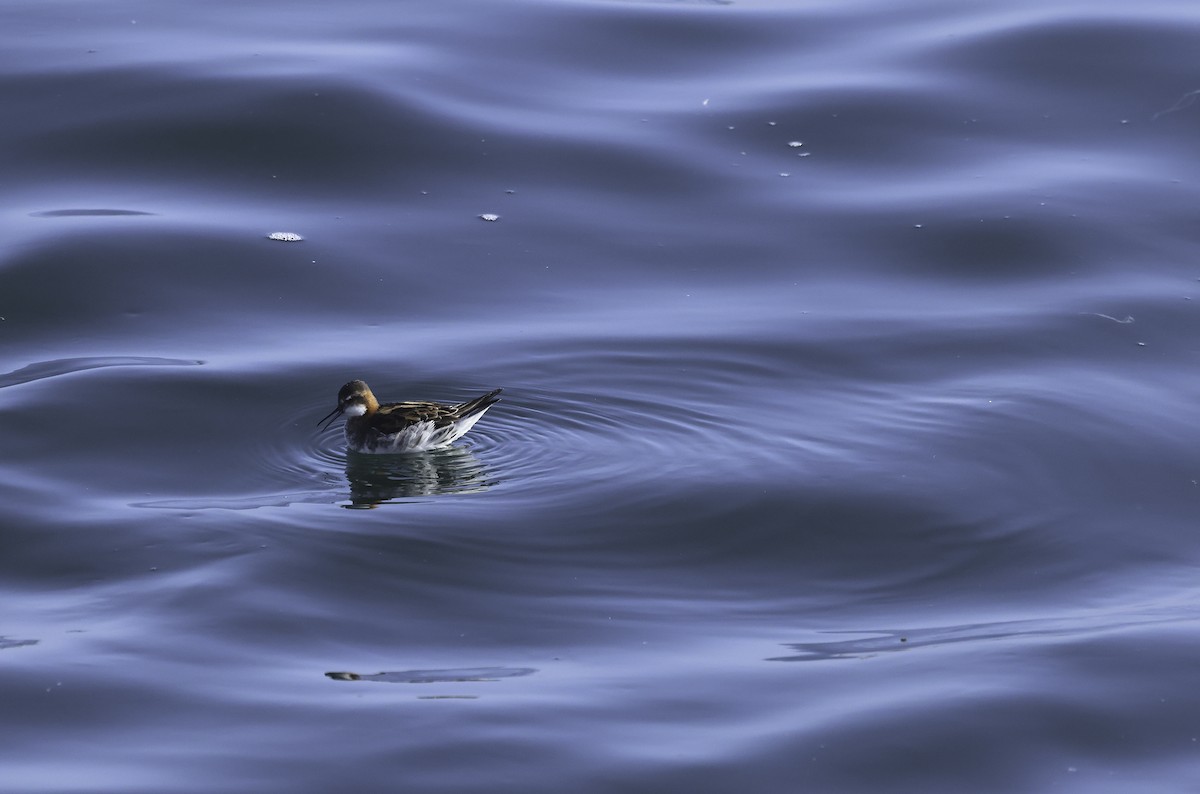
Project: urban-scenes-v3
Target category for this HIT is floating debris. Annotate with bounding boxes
[267,232,303,242]
[479,213,500,222]
[326,667,536,684]
[787,140,803,148]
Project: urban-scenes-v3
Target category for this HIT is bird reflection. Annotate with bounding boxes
[343,444,496,507]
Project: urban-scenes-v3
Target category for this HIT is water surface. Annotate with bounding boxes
[3,0,1200,791]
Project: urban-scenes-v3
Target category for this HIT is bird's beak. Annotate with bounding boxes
[318,405,342,431]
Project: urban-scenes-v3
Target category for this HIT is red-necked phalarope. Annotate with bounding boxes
[319,380,502,453]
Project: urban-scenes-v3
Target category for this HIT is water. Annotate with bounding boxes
[3,0,1200,791]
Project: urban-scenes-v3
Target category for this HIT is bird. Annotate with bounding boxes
[319,380,502,453]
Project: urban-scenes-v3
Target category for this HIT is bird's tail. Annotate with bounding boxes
[457,388,503,417]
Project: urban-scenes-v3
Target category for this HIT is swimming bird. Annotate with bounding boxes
[319,380,502,453]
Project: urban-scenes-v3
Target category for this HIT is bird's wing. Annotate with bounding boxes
[373,401,456,432]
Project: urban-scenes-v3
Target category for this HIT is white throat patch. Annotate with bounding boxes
[343,403,368,418]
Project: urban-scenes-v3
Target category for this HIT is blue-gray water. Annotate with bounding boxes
[3,0,1200,791]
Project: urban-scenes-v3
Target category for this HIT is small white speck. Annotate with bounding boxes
[787,140,803,148]
[913,223,924,229]
[1137,342,1146,347]
[767,121,777,126]
[479,213,500,222]
[779,172,790,177]
[267,231,303,242]
[702,98,710,106]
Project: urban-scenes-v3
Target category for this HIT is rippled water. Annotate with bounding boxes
[4,0,1200,791]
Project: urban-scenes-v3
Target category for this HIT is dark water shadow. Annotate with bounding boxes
[343,446,497,508]
[0,636,38,651]
[0,356,202,389]
[29,208,155,217]
[130,491,335,511]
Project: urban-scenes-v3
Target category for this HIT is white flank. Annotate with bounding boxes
[348,405,493,454]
